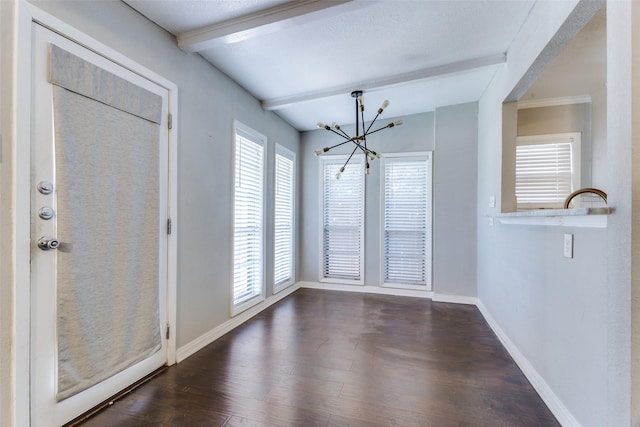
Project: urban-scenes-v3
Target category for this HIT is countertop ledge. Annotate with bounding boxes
[495,207,612,228]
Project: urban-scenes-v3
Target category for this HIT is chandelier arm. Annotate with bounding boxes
[351,139,374,157]
[342,145,359,170]
[326,139,353,151]
[360,105,367,142]
[326,127,354,141]
[364,124,395,137]
[365,112,382,134]
[332,126,351,140]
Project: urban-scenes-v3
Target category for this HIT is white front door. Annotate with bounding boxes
[30,23,171,427]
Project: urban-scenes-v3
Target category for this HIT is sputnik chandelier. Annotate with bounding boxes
[314,90,403,178]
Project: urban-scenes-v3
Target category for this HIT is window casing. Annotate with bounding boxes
[273,144,295,293]
[231,121,266,314]
[515,132,581,210]
[320,156,364,285]
[381,152,432,290]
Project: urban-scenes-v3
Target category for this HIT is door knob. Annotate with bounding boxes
[38,237,60,250]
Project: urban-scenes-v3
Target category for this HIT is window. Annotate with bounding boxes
[273,144,295,293]
[231,121,265,314]
[381,153,432,290]
[515,132,581,210]
[321,156,364,285]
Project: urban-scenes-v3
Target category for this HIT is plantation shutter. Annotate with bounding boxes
[273,145,295,290]
[516,142,573,207]
[382,155,431,288]
[322,158,364,283]
[233,126,264,306]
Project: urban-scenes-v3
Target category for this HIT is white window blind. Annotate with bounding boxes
[382,154,432,289]
[321,157,364,284]
[232,123,265,310]
[273,144,295,292]
[515,133,580,210]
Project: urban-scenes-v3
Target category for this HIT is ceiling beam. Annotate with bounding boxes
[261,53,507,111]
[177,0,358,52]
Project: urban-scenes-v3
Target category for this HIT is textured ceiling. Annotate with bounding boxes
[124,0,602,131]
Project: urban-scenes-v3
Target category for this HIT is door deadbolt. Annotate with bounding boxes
[38,237,60,250]
[38,207,55,220]
[37,181,54,195]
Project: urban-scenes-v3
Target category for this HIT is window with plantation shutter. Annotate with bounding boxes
[321,156,364,285]
[232,121,265,314]
[273,144,295,293]
[381,153,432,290]
[515,133,581,210]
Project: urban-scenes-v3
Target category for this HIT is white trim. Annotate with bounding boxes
[379,151,433,290]
[273,143,296,295]
[177,282,301,362]
[517,95,592,110]
[431,293,478,305]
[515,132,581,210]
[318,154,365,285]
[14,4,35,426]
[300,281,478,305]
[476,300,581,427]
[230,120,267,317]
[300,281,432,298]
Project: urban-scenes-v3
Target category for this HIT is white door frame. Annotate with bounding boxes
[12,2,178,425]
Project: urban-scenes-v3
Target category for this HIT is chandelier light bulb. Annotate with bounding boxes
[317,121,325,129]
[314,150,323,156]
[394,119,403,126]
[332,122,341,130]
[378,100,390,114]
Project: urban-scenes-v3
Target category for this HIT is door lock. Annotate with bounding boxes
[38,237,60,250]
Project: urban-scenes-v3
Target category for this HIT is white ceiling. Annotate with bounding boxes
[123,0,599,131]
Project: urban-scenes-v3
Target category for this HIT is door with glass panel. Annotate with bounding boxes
[30,24,171,426]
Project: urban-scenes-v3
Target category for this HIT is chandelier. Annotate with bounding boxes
[314,90,403,178]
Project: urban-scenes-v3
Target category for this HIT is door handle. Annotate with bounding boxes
[38,237,60,250]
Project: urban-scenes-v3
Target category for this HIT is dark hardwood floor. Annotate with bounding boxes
[78,288,559,426]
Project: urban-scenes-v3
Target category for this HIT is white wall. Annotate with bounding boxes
[300,103,478,298]
[478,0,636,425]
[22,0,301,349]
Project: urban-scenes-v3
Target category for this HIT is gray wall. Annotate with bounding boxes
[478,1,635,425]
[27,0,301,348]
[300,103,478,297]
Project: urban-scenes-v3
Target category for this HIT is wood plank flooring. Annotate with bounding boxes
[77,288,559,426]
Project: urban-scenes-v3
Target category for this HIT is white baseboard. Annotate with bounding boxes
[432,293,477,305]
[299,281,477,305]
[476,300,580,427]
[176,282,300,362]
[298,281,433,298]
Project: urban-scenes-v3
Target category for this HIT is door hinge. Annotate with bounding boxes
[167,218,172,235]
[168,113,173,130]
[166,323,170,340]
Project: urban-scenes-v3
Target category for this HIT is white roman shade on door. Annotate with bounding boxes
[50,44,163,400]
[381,153,432,290]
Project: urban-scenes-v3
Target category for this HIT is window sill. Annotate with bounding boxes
[495,207,612,228]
